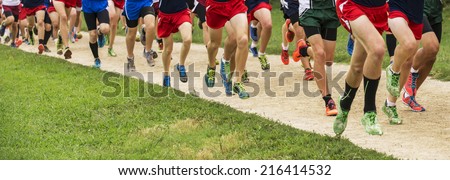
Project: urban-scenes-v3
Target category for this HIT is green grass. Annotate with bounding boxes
[0,45,394,160]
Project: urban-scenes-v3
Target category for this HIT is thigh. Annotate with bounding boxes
[83,12,98,30]
[97,9,110,25]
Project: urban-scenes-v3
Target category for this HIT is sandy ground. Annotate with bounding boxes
[17,32,450,159]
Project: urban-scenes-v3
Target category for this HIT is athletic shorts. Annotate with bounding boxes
[44,10,52,24]
[82,0,108,14]
[247,2,271,24]
[54,0,77,8]
[157,9,191,38]
[389,10,423,40]
[192,2,206,25]
[299,8,340,29]
[282,1,299,25]
[84,9,110,31]
[113,0,125,10]
[2,5,20,22]
[336,0,388,34]
[47,6,56,13]
[22,5,46,17]
[123,1,155,28]
[76,0,82,8]
[152,2,159,16]
[206,0,247,29]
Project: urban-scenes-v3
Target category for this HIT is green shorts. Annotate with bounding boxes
[299,8,340,29]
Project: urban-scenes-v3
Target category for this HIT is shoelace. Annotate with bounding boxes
[128,58,135,66]
[235,83,245,92]
[411,73,419,92]
[409,96,421,107]
[208,68,215,80]
[366,112,378,125]
[392,73,400,87]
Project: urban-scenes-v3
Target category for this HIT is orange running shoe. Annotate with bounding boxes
[285,19,294,42]
[292,39,308,62]
[304,69,314,81]
[38,44,44,54]
[281,49,289,65]
[15,39,23,48]
[326,99,338,116]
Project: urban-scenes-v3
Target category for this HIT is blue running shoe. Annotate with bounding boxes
[249,46,258,57]
[347,34,354,56]
[163,75,171,87]
[249,25,258,42]
[0,22,6,37]
[220,59,232,96]
[98,34,106,48]
[176,64,188,83]
[93,58,101,68]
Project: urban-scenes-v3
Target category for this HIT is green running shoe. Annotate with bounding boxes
[258,54,270,70]
[56,34,63,55]
[233,82,249,99]
[386,64,400,97]
[108,48,117,57]
[360,111,383,135]
[242,70,249,83]
[105,34,110,46]
[382,102,402,125]
[333,97,350,136]
[29,32,35,45]
[204,66,216,87]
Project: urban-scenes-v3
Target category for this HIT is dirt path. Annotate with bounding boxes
[17,33,450,159]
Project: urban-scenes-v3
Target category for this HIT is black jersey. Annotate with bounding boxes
[22,0,45,8]
[352,0,386,7]
[389,0,424,24]
[159,0,188,13]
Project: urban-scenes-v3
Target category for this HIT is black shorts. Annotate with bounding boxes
[186,0,195,10]
[193,3,206,28]
[281,1,299,25]
[303,26,337,41]
[422,15,442,43]
[84,9,110,31]
[44,11,51,24]
[124,6,155,28]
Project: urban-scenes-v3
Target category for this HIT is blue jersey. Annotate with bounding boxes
[352,0,386,7]
[22,0,45,8]
[389,0,424,24]
[82,0,109,13]
[44,0,51,7]
[245,0,269,13]
[159,0,188,14]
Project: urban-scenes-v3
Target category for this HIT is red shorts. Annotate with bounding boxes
[54,0,77,8]
[22,5,46,17]
[76,0,82,8]
[336,0,388,34]
[247,2,272,24]
[389,11,423,40]
[157,9,192,38]
[113,0,125,10]
[206,0,248,29]
[47,6,56,13]
[2,5,21,19]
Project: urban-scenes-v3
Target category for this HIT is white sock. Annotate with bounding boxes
[282,43,289,50]
[410,67,419,73]
[251,41,257,48]
[258,52,265,57]
[386,99,396,107]
[250,24,257,28]
[221,57,229,63]
[390,66,400,74]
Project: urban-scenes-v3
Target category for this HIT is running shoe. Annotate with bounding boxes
[108,48,117,57]
[258,54,270,70]
[404,72,419,97]
[151,49,158,59]
[347,34,354,56]
[233,82,250,99]
[140,26,146,46]
[292,39,308,62]
[0,22,6,37]
[127,57,136,72]
[285,19,294,42]
[304,69,314,81]
[281,49,289,65]
[176,64,188,83]
[361,111,383,135]
[10,42,16,48]
[382,101,402,125]
[63,47,72,59]
[249,46,258,57]
[220,59,232,96]
[98,33,106,48]
[56,34,63,55]
[4,34,11,44]
[15,39,23,48]
[33,26,38,36]
[249,25,258,42]
[401,90,425,112]
[70,32,76,43]
[23,38,30,45]
[105,34,110,46]
[38,44,45,54]
[326,99,338,116]
[333,97,349,136]
[93,58,101,68]
[204,66,216,87]
[163,75,171,87]
[242,70,249,83]
[44,45,51,52]
[143,49,155,67]
[386,64,400,97]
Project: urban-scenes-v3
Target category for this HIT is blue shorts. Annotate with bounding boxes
[123,0,153,21]
[82,0,108,14]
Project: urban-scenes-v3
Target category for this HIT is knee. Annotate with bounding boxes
[236,35,248,48]
[402,39,419,53]
[261,20,272,30]
[183,36,192,46]
[424,41,440,58]
[60,15,68,22]
[144,24,154,32]
[89,31,97,42]
[351,65,364,76]
[100,25,110,34]
[370,44,386,60]
[313,48,326,62]
[37,19,44,27]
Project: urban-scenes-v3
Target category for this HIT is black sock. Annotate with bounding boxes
[44,30,51,45]
[322,94,332,106]
[386,34,397,57]
[89,42,99,59]
[363,76,380,113]
[38,39,44,45]
[157,38,162,44]
[300,46,309,57]
[341,81,359,111]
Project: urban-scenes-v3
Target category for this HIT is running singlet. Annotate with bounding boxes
[352,0,386,7]
[389,0,424,24]
[299,0,335,9]
[159,0,188,13]
[424,0,442,17]
[2,0,21,6]
[245,0,269,12]
[83,0,108,13]
[22,0,45,7]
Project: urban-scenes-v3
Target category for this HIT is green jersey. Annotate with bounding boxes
[423,0,443,24]
[299,0,336,10]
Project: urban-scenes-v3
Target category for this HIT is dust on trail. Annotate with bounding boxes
[17,32,450,159]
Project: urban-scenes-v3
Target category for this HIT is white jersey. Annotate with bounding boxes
[2,0,21,6]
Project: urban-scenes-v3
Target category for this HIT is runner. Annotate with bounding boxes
[53,0,75,59]
[45,0,62,53]
[245,0,271,70]
[153,0,163,52]
[22,0,47,54]
[334,0,388,135]
[106,0,124,57]
[205,0,250,99]
[122,0,156,72]
[383,0,425,124]
[0,0,20,47]
[280,0,314,80]
[69,0,82,43]
[293,0,340,116]
[158,0,192,87]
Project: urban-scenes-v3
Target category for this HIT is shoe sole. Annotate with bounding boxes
[401,100,425,112]
[38,45,44,54]
[64,49,72,59]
